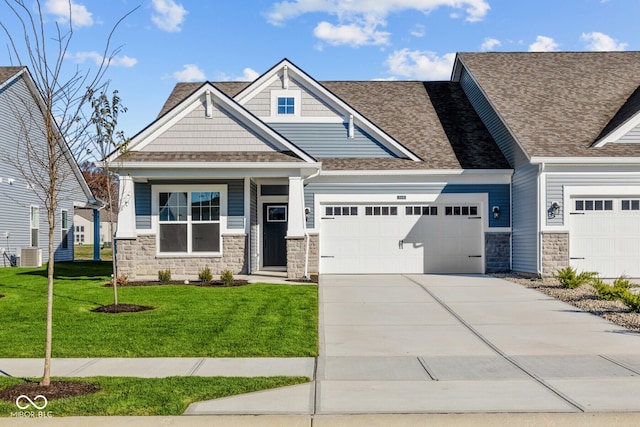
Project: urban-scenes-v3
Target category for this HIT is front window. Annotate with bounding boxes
[158,190,222,254]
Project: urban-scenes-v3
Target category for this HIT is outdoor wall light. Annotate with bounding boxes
[492,206,500,219]
[549,201,560,219]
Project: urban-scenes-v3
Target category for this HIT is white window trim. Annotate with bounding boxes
[152,184,228,257]
[270,89,301,119]
[30,205,40,248]
[61,209,69,249]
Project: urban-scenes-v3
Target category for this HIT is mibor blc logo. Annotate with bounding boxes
[11,394,52,418]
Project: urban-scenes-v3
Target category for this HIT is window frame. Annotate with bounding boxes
[270,89,301,119]
[61,209,69,250]
[30,206,40,247]
[153,185,227,256]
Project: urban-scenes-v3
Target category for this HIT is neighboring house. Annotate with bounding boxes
[113,58,512,280]
[0,66,98,266]
[454,52,640,278]
[73,208,115,246]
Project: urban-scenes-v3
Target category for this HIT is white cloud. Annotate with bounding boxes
[45,0,93,27]
[266,1,489,48]
[528,35,559,52]
[215,67,261,82]
[173,64,205,81]
[314,20,390,46]
[386,49,455,80]
[151,0,187,32]
[410,24,425,37]
[480,37,501,51]
[581,32,627,51]
[67,51,137,67]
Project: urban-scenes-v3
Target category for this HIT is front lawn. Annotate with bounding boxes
[0,376,308,416]
[0,262,317,357]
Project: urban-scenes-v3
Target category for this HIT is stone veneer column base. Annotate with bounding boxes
[541,232,569,277]
[286,234,319,280]
[115,234,247,281]
[485,232,511,273]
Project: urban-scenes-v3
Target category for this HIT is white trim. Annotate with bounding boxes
[152,184,228,256]
[271,89,301,118]
[117,162,322,170]
[593,110,640,147]
[531,157,640,165]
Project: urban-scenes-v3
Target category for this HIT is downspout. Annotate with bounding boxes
[537,162,545,277]
[301,168,321,280]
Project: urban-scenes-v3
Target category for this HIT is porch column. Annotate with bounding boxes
[286,176,305,238]
[93,209,100,261]
[116,176,137,239]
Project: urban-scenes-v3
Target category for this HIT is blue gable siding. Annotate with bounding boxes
[442,184,510,228]
[270,123,397,158]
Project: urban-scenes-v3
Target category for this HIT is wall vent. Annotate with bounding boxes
[20,248,42,268]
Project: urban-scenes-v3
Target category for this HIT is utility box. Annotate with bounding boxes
[20,248,42,267]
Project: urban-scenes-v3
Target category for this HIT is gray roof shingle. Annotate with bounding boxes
[458,51,640,158]
[0,66,24,85]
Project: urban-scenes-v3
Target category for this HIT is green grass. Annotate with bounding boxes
[0,262,318,357]
[0,376,309,416]
[74,244,112,261]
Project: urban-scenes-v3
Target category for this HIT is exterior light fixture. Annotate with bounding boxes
[549,201,560,219]
[492,206,500,219]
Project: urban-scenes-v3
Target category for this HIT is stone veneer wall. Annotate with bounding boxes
[286,234,319,280]
[116,234,247,280]
[485,232,511,273]
[541,232,569,277]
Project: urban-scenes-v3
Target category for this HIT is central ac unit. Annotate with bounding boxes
[20,248,42,267]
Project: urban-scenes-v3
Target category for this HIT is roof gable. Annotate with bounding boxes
[593,86,640,147]
[122,82,315,163]
[233,59,421,161]
[457,51,640,159]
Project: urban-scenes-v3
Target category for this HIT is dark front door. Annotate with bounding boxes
[263,204,288,267]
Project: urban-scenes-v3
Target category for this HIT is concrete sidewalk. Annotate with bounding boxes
[0,357,315,378]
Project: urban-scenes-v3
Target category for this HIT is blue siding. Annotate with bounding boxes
[442,184,510,228]
[227,179,245,229]
[459,68,528,168]
[512,164,539,274]
[134,182,152,229]
[270,123,397,158]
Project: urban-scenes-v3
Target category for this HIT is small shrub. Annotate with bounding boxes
[220,269,234,286]
[612,276,631,290]
[158,269,172,284]
[116,273,129,286]
[198,266,213,282]
[592,278,622,301]
[620,291,640,312]
[553,266,597,289]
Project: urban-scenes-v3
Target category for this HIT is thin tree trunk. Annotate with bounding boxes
[41,209,55,386]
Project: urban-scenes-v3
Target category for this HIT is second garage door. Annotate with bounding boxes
[320,203,484,274]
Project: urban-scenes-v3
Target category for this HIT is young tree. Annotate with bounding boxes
[90,89,129,305]
[0,0,136,386]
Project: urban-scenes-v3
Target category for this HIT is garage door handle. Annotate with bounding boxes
[321,256,335,258]
[570,213,584,215]
[468,216,482,219]
[468,255,482,258]
[570,257,585,260]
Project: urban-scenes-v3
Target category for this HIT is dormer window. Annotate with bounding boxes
[277,97,295,115]
[270,89,301,120]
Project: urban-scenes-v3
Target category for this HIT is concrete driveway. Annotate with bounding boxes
[190,274,640,416]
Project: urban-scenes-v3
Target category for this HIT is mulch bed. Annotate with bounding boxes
[91,303,154,313]
[0,381,99,402]
[103,279,249,288]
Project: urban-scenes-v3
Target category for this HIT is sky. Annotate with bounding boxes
[1,0,639,143]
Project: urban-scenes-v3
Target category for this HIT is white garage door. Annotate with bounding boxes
[320,204,484,274]
[570,198,640,278]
